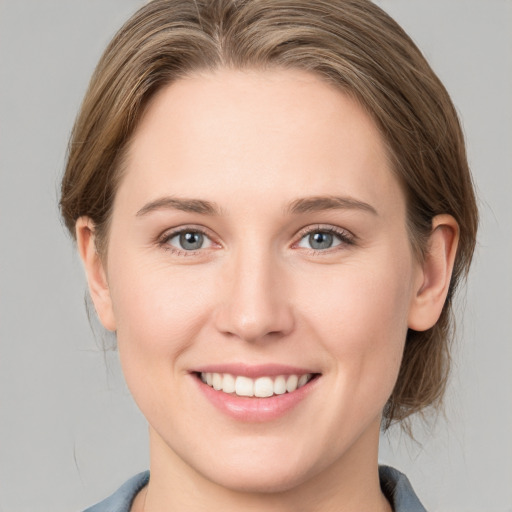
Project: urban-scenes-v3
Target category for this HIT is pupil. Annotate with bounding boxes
[310,232,333,250]
[180,232,203,250]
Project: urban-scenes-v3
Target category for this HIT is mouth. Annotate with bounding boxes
[196,372,317,398]
[191,364,321,421]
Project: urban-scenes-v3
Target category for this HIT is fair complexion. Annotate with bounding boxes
[77,68,458,512]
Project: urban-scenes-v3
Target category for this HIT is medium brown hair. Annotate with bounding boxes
[60,0,478,427]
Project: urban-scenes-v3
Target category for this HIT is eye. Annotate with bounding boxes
[296,227,353,251]
[163,229,213,252]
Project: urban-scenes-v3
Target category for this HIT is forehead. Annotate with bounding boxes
[119,68,404,218]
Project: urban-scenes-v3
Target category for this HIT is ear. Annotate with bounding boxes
[76,217,116,331]
[408,214,460,331]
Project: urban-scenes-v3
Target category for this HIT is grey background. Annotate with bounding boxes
[0,1,511,511]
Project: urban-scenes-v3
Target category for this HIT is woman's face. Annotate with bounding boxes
[94,69,425,492]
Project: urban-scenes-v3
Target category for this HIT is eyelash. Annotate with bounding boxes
[156,224,355,256]
[293,225,355,254]
[157,226,216,257]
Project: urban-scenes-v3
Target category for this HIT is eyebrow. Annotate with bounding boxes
[287,195,378,216]
[136,197,222,217]
[135,194,378,218]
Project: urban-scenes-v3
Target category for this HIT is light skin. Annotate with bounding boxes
[77,68,459,512]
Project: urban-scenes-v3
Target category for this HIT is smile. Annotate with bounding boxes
[200,372,314,397]
[193,366,320,422]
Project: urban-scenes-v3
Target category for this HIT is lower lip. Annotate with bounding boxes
[193,375,319,422]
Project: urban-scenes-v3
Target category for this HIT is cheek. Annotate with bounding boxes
[105,256,222,421]
[303,258,411,339]
[106,252,216,368]
[298,251,414,394]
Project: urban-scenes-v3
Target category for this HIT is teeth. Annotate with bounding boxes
[274,375,287,395]
[298,374,309,388]
[254,377,273,398]
[212,373,223,391]
[286,374,298,392]
[200,372,314,397]
[222,373,236,393]
[235,376,254,397]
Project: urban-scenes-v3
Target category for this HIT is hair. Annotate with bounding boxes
[60,0,478,428]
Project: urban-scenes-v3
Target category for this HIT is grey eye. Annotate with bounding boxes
[167,230,212,251]
[308,232,333,250]
[180,232,204,250]
[297,230,343,250]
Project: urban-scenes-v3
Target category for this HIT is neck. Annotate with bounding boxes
[140,420,391,512]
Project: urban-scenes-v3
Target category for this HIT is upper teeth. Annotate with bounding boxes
[200,372,313,397]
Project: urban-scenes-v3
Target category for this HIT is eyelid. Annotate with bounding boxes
[157,224,221,255]
[155,223,355,256]
[292,224,356,250]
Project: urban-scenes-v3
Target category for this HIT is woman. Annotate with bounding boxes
[60,0,478,510]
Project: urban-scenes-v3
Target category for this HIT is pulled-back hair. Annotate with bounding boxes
[60,0,478,427]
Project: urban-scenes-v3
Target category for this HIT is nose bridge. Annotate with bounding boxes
[216,241,294,342]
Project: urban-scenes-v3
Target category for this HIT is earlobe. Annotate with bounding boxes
[408,214,460,331]
[75,217,116,331]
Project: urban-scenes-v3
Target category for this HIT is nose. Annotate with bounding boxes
[214,247,295,344]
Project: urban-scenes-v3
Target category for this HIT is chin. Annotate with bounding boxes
[168,433,319,495]
[201,459,314,495]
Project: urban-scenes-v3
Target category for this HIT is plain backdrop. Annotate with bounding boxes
[0,1,511,511]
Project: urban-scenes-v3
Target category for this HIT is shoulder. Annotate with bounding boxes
[82,471,150,512]
[379,465,427,512]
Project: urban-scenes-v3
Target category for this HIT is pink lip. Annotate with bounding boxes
[190,366,320,423]
[191,363,316,378]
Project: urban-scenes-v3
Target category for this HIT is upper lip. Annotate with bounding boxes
[191,363,319,378]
